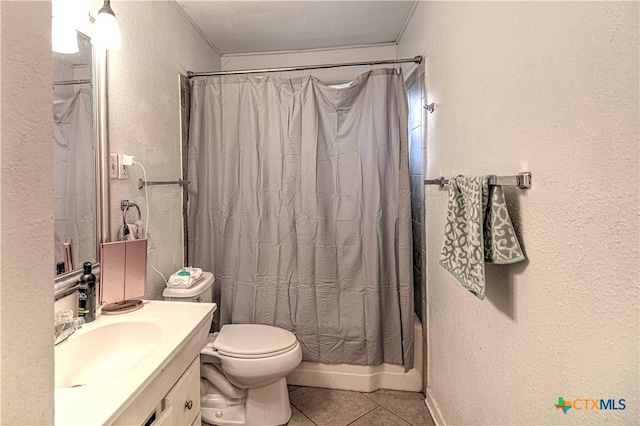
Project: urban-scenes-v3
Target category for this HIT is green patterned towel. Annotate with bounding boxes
[439,175,525,300]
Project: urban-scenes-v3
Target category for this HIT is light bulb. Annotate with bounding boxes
[91,2,121,50]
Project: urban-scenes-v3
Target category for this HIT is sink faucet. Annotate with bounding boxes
[55,310,85,345]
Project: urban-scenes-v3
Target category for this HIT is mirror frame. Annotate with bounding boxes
[54,36,110,299]
[95,47,110,249]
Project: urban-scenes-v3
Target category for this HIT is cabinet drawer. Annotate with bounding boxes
[164,357,200,425]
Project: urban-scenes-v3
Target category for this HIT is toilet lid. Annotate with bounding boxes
[213,324,298,357]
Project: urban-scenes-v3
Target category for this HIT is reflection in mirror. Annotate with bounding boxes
[53,32,96,274]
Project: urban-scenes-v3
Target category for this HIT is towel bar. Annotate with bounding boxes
[138,179,190,189]
[424,172,532,189]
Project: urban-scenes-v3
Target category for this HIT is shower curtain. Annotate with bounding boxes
[188,68,413,368]
[54,89,95,267]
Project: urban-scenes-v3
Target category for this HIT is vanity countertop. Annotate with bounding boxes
[54,300,215,425]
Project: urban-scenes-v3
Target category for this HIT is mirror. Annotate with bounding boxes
[53,31,97,275]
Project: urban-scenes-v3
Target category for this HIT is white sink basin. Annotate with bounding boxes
[55,301,215,425]
[55,320,163,388]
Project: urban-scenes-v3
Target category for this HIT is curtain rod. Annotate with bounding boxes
[53,79,91,86]
[187,55,422,78]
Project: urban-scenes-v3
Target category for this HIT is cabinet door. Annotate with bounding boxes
[190,413,202,426]
[153,406,173,426]
[165,357,201,425]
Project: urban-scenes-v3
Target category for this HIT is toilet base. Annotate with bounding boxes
[202,378,292,426]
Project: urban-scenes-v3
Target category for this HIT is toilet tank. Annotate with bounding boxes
[162,271,215,303]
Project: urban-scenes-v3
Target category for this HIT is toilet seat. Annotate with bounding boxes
[213,324,298,359]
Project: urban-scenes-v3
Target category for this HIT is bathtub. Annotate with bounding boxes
[286,314,423,392]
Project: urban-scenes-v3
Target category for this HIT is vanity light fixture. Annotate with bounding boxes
[91,0,121,50]
[51,0,86,54]
[52,16,79,54]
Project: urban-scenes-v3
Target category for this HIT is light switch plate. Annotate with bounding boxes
[110,154,118,179]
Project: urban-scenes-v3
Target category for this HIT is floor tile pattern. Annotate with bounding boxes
[202,386,434,426]
[286,386,435,426]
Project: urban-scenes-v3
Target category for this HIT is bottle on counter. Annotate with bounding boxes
[78,262,96,322]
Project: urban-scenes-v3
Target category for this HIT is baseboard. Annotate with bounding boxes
[425,388,445,426]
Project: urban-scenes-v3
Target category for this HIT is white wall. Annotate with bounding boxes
[222,43,398,84]
[101,0,221,299]
[0,1,54,424]
[0,1,218,421]
[398,2,639,424]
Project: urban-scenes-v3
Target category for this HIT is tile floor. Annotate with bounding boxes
[286,386,435,426]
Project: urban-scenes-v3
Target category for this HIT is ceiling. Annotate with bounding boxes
[175,1,418,55]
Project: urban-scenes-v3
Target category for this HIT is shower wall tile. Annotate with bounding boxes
[412,220,423,322]
[413,248,423,276]
[406,64,425,330]
[405,65,419,88]
[422,148,427,188]
[409,127,424,175]
[412,228,423,271]
[413,265,422,320]
[408,84,422,131]
[412,219,423,248]
[420,252,427,330]
[410,175,424,224]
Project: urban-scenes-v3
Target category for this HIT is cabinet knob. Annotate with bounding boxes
[185,400,193,410]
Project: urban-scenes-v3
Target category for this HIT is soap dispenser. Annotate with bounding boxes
[78,262,97,322]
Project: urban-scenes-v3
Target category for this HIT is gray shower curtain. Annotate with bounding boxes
[54,89,95,266]
[187,68,413,368]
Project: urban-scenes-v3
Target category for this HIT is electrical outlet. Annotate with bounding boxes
[117,154,129,179]
[110,154,118,179]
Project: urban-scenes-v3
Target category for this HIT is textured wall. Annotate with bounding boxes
[0,1,54,423]
[102,0,220,299]
[398,2,639,424]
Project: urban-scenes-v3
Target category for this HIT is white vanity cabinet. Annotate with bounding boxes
[113,353,203,426]
[55,301,215,426]
[154,357,201,426]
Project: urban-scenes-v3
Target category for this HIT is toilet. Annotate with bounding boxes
[163,272,302,426]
